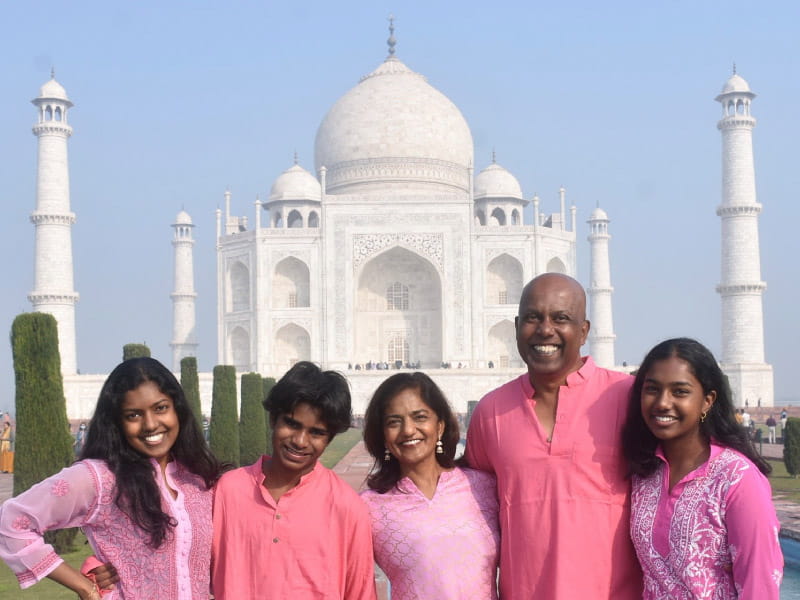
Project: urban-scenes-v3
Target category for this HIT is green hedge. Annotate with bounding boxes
[11,313,76,552]
[784,417,800,477]
[263,377,277,451]
[122,343,150,360]
[180,356,203,430]
[239,373,266,466]
[210,365,239,466]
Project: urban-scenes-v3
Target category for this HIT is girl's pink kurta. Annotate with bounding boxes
[631,444,783,599]
[360,467,500,599]
[0,459,212,599]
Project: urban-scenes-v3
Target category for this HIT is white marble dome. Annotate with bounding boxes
[589,206,608,221]
[314,57,474,193]
[720,73,751,94]
[474,162,523,200]
[175,210,193,225]
[38,78,70,101]
[269,163,322,202]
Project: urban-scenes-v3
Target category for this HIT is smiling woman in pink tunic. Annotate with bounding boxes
[622,338,783,599]
[0,357,224,599]
[360,372,499,600]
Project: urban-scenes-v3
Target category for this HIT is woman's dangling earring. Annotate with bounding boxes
[384,447,391,461]
[436,438,444,454]
[700,411,707,423]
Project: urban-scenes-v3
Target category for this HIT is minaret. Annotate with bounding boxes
[29,72,79,375]
[715,70,773,406]
[170,210,198,370]
[586,206,616,368]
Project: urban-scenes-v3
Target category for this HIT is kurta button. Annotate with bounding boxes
[276,514,281,519]
[273,537,279,543]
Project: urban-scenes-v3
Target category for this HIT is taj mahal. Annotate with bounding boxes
[25,27,774,418]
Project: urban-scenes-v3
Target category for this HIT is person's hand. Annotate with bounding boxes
[88,562,118,591]
[77,584,103,600]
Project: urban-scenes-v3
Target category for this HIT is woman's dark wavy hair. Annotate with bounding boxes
[622,337,770,478]
[263,361,352,439]
[363,372,460,493]
[81,357,225,548]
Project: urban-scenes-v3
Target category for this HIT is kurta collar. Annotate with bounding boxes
[253,455,323,492]
[655,442,724,482]
[521,355,595,398]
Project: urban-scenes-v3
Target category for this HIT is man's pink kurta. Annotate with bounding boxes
[212,456,377,600]
[631,444,783,599]
[360,467,500,599]
[0,459,212,599]
[465,357,642,599]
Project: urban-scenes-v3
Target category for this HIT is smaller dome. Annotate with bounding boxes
[589,207,608,221]
[175,210,193,225]
[474,163,523,200]
[39,78,70,101]
[720,73,751,94]
[268,164,321,203]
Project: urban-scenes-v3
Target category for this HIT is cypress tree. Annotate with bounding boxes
[180,356,203,430]
[122,343,150,360]
[11,313,76,552]
[784,417,800,477]
[210,365,239,466]
[263,376,277,451]
[239,373,266,466]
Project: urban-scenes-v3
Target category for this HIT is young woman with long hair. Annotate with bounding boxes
[622,338,782,598]
[0,357,224,599]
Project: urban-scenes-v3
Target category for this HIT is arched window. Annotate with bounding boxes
[386,282,409,311]
[273,214,283,228]
[490,207,506,226]
[54,107,62,121]
[308,211,319,227]
[229,261,250,312]
[475,210,486,226]
[287,210,303,228]
[45,106,53,121]
[511,209,520,225]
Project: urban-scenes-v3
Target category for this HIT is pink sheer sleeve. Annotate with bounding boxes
[344,498,378,600]
[0,461,101,588]
[726,466,783,599]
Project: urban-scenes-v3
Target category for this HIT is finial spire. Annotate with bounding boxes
[491,148,496,164]
[387,14,396,57]
[293,150,298,165]
[50,66,55,79]
[732,62,737,75]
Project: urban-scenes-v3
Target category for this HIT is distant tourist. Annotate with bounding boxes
[361,372,499,599]
[766,414,777,444]
[622,338,782,598]
[73,422,86,456]
[0,357,224,599]
[0,422,12,473]
[742,408,752,428]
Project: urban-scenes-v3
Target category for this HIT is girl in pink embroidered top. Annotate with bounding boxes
[360,372,500,600]
[0,357,224,599]
[622,338,783,599]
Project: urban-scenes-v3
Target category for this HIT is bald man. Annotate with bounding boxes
[466,273,642,599]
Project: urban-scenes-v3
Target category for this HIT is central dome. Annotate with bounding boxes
[314,57,474,194]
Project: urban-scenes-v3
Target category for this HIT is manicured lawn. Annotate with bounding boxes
[0,532,94,598]
[768,457,800,503]
[320,427,363,468]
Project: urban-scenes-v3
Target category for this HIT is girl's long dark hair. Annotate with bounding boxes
[363,372,460,493]
[81,357,224,548]
[622,338,771,478]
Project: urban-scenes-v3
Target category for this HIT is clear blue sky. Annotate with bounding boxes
[1,1,798,413]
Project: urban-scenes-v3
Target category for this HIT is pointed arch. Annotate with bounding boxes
[287,209,303,228]
[475,210,486,226]
[273,257,310,308]
[274,323,311,369]
[490,207,507,226]
[486,253,523,305]
[488,319,517,368]
[229,261,250,312]
[356,246,442,366]
[546,257,567,274]
[308,211,319,227]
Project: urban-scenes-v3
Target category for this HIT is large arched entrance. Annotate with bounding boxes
[356,246,442,367]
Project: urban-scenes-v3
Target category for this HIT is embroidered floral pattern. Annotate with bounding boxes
[50,479,69,497]
[631,447,782,599]
[11,516,31,531]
